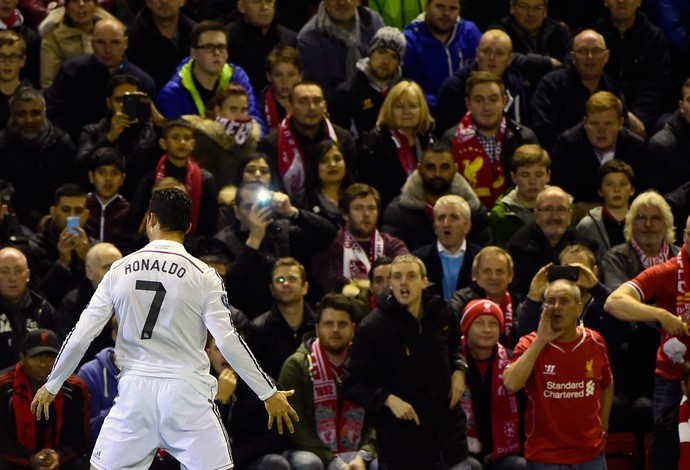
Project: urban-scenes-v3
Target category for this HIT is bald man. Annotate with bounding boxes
[436,29,528,135]
[0,247,58,368]
[47,18,156,139]
[56,243,123,365]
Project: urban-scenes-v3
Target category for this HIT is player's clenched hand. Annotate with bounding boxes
[31,385,56,421]
[384,394,420,425]
[264,389,299,434]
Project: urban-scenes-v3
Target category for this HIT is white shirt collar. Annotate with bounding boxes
[437,238,466,258]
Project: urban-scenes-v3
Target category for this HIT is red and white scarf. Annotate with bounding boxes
[215,117,253,146]
[277,116,338,195]
[631,238,669,269]
[12,363,65,452]
[676,245,690,322]
[389,129,418,176]
[309,338,364,453]
[341,227,384,280]
[460,340,520,461]
[498,292,514,349]
[154,155,202,233]
[264,86,281,130]
[452,112,507,208]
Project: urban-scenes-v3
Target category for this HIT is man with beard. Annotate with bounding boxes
[0,87,74,231]
[506,186,591,302]
[413,195,483,301]
[279,293,376,469]
[330,26,406,139]
[442,71,538,209]
[258,81,355,196]
[382,143,491,251]
[403,0,481,112]
[245,257,317,380]
[311,183,408,295]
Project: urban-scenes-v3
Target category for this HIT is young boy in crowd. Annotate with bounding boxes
[129,119,218,236]
[86,147,130,245]
[576,160,635,258]
[490,144,552,247]
[259,46,303,130]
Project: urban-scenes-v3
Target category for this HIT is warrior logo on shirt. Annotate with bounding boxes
[221,294,230,310]
[543,364,556,375]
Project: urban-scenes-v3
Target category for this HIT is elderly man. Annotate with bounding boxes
[296,0,384,102]
[382,142,490,251]
[550,91,646,214]
[331,26,406,138]
[506,186,590,302]
[403,0,481,111]
[451,246,516,348]
[413,195,482,301]
[504,279,613,468]
[0,87,74,231]
[47,18,156,140]
[343,254,471,470]
[490,0,573,94]
[605,215,690,469]
[441,71,538,208]
[0,247,57,369]
[530,29,627,150]
[436,29,528,134]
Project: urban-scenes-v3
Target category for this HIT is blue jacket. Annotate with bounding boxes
[156,57,266,135]
[77,347,119,444]
[403,16,481,110]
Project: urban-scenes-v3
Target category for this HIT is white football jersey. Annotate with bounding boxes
[47,240,275,400]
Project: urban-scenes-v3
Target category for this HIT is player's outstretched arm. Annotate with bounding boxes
[31,386,56,420]
[264,389,299,435]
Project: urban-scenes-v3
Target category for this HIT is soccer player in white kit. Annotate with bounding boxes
[31,188,298,470]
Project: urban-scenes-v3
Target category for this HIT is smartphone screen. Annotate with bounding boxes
[66,216,80,235]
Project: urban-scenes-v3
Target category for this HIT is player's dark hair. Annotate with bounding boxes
[54,183,86,205]
[148,188,191,233]
[316,293,356,323]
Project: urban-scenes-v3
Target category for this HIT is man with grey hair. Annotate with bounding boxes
[504,278,613,468]
[506,186,590,302]
[605,215,690,469]
[413,195,483,301]
[0,87,74,230]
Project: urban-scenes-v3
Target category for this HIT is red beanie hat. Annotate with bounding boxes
[461,299,505,336]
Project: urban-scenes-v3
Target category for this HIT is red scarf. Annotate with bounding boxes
[13,363,64,452]
[264,86,281,130]
[340,227,384,281]
[676,245,690,322]
[389,129,418,176]
[277,116,338,195]
[154,155,202,233]
[460,339,520,461]
[452,112,507,208]
[498,291,514,349]
[309,339,364,453]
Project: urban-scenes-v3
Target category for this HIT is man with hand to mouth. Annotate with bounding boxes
[503,278,613,469]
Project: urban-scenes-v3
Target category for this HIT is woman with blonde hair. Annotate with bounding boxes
[357,80,435,209]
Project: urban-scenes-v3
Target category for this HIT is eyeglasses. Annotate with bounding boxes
[0,53,24,63]
[514,3,546,13]
[634,214,664,224]
[194,43,227,53]
[273,275,300,284]
[535,206,570,215]
[573,47,607,57]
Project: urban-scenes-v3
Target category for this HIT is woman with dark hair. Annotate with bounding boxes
[296,139,353,226]
[357,80,435,210]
